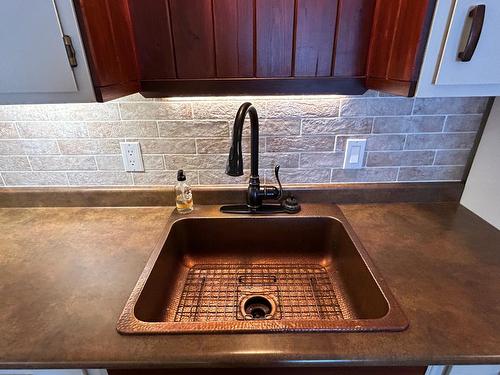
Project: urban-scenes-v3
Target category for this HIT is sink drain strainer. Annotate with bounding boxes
[240,295,277,320]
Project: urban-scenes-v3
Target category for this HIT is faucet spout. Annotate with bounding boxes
[226,102,259,178]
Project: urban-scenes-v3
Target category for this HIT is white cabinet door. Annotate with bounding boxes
[426,365,500,375]
[416,0,500,96]
[0,0,95,103]
[436,0,500,85]
[0,0,77,93]
[449,365,500,375]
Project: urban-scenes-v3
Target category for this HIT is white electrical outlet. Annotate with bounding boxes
[343,139,366,169]
[120,142,144,172]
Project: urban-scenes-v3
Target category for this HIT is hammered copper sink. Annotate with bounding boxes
[117,204,408,334]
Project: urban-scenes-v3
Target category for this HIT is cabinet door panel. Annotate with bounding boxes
[129,0,176,80]
[436,0,500,85]
[169,0,216,78]
[0,0,77,94]
[256,0,295,77]
[295,0,338,77]
[213,0,254,77]
[333,0,375,77]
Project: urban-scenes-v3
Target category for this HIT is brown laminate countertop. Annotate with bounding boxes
[0,202,499,369]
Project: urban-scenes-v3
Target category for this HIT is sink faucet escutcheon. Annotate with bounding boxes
[220,102,300,214]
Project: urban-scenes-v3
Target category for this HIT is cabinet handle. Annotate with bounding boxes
[458,4,486,62]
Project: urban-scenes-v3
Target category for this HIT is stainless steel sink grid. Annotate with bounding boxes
[173,264,350,323]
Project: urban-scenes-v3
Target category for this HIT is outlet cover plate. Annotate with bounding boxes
[343,139,366,169]
[120,142,144,172]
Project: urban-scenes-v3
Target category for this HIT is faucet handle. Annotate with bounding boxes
[274,164,283,200]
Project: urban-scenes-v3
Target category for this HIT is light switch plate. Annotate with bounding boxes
[343,139,366,169]
[120,142,144,172]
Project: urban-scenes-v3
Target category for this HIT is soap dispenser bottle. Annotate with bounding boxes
[175,169,193,214]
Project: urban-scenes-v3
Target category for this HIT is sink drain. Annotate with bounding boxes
[240,295,277,320]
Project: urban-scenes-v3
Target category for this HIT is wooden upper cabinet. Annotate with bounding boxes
[72,0,436,100]
[128,0,376,96]
[366,0,437,96]
[73,0,140,101]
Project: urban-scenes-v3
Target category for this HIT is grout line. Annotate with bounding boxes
[26,155,34,171]
[432,151,438,166]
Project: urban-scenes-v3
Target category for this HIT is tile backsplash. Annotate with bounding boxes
[0,92,489,187]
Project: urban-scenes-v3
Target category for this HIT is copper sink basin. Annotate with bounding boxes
[117,204,408,334]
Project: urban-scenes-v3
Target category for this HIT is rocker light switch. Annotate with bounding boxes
[343,139,366,169]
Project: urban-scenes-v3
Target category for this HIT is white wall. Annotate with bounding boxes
[461,98,500,229]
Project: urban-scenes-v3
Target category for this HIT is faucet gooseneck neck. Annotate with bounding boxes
[226,102,259,179]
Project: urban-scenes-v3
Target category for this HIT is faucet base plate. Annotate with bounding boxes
[220,204,300,214]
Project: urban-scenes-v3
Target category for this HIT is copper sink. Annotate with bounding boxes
[117,204,408,334]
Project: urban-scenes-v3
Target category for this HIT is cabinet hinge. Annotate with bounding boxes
[63,35,78,68]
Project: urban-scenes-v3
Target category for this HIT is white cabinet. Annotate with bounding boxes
[427,365,500,375]
[417,0,500,96]
[0,0,96,104]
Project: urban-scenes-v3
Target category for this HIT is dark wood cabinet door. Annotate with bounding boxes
[75,0,436,99]
[129,0,374,96]
[366,0,437,96]
[74,0,140,101]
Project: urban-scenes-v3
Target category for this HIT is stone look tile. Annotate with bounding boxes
[2,172,67,186]
[405,133,476,150]
[266,136,335,152]
[29,156,97,171]
[192,101,244,119]
[198,170,249,185]
[331,168,398,183]
[372,116,444,133]
[398,166,465,181]
[413,97,488,115]
[0,104,120,121]
[0,140,59,155]
[260,99,340,118]
[0,94,488,186]
[0,122,18,138]
[366,151,435,167]
[300,152,345,168]
[434,150,471,166]
[336,135,405,151]
[87,121,158,138]
[164,154,228,170]
[67,171,132,186]
[341,98,413,116]
[120,102,192,120]
[58,139,121,155]
[259,153,300,169]
[158,121,229,138]
[137,139,196,154]
[0,156,31,171]
[265,169,331,184]
[258,119,301,136]
[443,115,483,132]
[302,118,372,135]
[196,138,264,154]
[134,170,198,185]
[96,155,164,170]
[16,122,88,138]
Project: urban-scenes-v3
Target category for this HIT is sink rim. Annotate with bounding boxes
[117,204,409,334]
